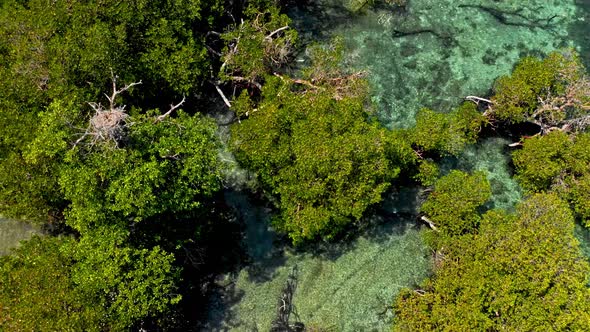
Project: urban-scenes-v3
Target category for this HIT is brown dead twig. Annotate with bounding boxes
[273,71,367,100]
[534,77,590,133]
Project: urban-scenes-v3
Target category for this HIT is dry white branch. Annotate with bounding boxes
[156,96,186,122]
[421,216,438,231]
[465,95,494,104]
[264,25,290,40]
[214,84,232,108]
[228,76,262,90]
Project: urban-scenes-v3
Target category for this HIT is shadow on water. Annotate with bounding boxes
[286,0,355,44]
[223,190,288,284]
[202,187,431,331]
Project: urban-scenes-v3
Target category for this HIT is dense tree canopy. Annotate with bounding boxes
[513,131,590,226]
[484,49,590,134]
[1,0,590,330]
[420,170,491,237]
[410,103,485,157]
[0,232,179,331]
[230,70,410,243]
[396,175,590,330]
[0,0,226,223]
[0,0,233,328]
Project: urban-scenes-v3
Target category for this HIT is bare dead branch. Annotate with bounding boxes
[228,76,263,90]
[214,84,232,108]
[106,80,142,111]
[413,289,426,296]
[206,45,222,57]
[421,216,438,231]
[206,31,221,37]
[264,25,290,40]
[465,96,494,104]
[156,96,186,122]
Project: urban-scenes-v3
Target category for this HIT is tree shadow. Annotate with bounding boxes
[224,190,289,284]
[196,281,247,331]
[285,185,424,263]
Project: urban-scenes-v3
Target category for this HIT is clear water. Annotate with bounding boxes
[206,1,590,330]
[441,137,523,211]
[292,0,580,129]
[204,193,430,331]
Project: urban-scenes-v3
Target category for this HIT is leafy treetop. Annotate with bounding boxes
[396,192,590,331]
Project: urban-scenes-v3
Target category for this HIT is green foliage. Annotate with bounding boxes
[68,226,181,330]
[0,0,220,98]
[57,111,221,233]
[413,159,439,186]
[0,233,179,331]
[410,102,485,156]
[492,50,585,123]
[231,74,405,243]
[220,4,296,83]
[0,236,100,331]
[512,131,572,192]
[513,131,590,226]
[421,170,491,236]
[228,37,414,244]
[0,0,287,329]
[395,194,590,331]
[0,0,224,222]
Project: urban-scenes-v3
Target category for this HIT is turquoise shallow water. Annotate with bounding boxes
[207,0,590,330]
[293,0,581,129]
